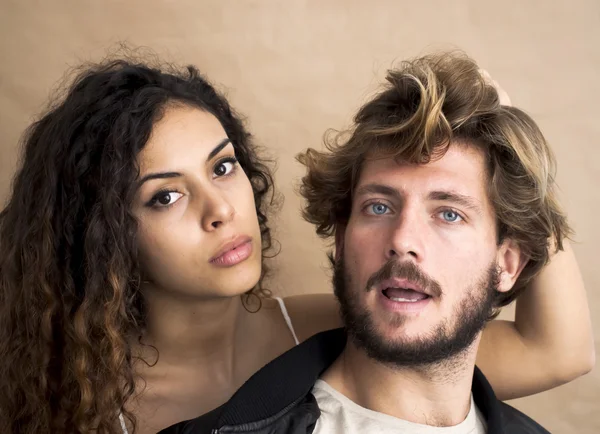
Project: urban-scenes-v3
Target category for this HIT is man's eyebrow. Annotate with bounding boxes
[354,183,401,200]
[428,190,482,214]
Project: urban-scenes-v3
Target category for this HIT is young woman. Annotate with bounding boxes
[0,58,593,434]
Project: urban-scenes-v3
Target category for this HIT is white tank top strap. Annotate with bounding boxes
[119,412,129,434]
[275,296,300,346]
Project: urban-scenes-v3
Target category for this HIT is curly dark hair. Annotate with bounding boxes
[298,51,571,310]
[0,57,275,433]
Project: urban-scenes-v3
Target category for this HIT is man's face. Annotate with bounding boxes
[335,143,518,367]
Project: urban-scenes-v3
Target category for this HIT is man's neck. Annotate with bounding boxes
[320,338,480,427]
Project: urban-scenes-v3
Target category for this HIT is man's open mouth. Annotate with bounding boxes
[382,287,430,302]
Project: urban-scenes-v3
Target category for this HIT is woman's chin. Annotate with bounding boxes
[214,261,263,297]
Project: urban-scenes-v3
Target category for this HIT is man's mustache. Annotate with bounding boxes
[365,260,443,298]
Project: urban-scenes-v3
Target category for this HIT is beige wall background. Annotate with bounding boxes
[0,1,597,432]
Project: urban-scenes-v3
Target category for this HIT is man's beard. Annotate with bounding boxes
[333,257,499,369]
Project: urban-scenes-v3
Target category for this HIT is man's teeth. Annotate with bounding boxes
[389,297,420,302]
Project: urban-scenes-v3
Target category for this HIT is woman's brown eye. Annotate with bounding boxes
[147,191,183,208]
[213,157,238,177]
[215,163,228,176]
[158,192,172,205]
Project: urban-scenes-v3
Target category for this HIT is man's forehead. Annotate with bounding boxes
[357,144,487,195]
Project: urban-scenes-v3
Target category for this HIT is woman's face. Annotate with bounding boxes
[132,104,262,299]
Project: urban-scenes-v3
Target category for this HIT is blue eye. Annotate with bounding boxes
[441,209,462,222]
[370,203,389,215]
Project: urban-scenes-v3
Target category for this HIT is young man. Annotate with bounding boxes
[162,52,568,433]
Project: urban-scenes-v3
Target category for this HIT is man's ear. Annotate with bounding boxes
[334,224,346,263]
[496,238,528,292]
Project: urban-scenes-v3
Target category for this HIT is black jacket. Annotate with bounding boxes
[160,328,550,434]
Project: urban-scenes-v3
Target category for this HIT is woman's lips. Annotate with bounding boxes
[210,237,253,267]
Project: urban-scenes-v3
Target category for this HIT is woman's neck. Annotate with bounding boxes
[137,283,253,372]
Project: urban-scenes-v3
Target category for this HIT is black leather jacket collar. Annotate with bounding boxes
[160,328,550,434]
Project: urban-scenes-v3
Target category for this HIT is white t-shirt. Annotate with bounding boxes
[312,379,487,434]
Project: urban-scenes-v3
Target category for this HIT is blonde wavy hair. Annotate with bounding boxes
[298,51,571,307]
